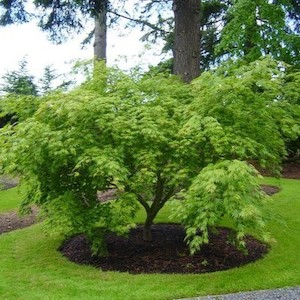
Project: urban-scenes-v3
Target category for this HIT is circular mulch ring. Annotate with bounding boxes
[59,224,269,274]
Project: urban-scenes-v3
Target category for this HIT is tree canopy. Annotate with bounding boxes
[217,0,300,66]
[0,59,299,254]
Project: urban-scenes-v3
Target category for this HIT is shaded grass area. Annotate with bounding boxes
[0,187,22,213]
[0,178,299,299]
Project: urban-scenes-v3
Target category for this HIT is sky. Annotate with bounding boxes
[0,18,166,85]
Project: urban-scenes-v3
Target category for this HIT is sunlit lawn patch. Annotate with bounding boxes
[0,177,299,299]
[0,187,22,213]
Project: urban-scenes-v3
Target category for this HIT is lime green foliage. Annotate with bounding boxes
[0,178,299,300]
[173,161,270,254]
[0,94,41,122]
[0,58,40,122]
[191,58,300,169]
[0,59,299,254]
[0,187,21,213]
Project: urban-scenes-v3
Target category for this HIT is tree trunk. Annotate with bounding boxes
[94,2,107,61]
[173,0,201,83]
[143,221,153,242]
[143,211,157,242]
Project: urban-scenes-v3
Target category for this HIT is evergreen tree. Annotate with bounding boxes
[39,65,73,94]
[0,59,38,96]
[0,0,111,60]
[137,0,300,70]
[1,1,299,83]
[173,0,201,82]
[0,0,202,81]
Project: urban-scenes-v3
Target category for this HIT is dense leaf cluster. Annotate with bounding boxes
[0,59,299,254]
[217,0,300,66]
[0,59,38,96]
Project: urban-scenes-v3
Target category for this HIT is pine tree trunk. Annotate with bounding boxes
[173,0,201,83]
[94,3,107,61]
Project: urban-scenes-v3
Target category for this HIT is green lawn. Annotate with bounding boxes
[0,187,22,213]
[0,178,299,300]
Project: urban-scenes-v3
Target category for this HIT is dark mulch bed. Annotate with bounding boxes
[58,182,280,274]
[59,224,268,274]
[59,183,279,275]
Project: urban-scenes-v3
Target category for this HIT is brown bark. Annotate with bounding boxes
[142,190,163,241]
[94,3,107,61]
[173,0,201,83]
[141,173,174,242]
[143,200,165,242]
[143,213,156,241]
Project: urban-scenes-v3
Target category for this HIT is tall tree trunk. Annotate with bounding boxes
[94,2,107,61]
[173,0,201,83]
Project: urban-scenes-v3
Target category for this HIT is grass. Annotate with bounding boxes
[0,187,22,213]
[0,178,299,299]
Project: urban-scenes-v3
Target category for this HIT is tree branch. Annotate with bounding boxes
[108,9,170,35]
[162,186,176,203]
[153,171,165,203]
[137,194,150,212]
